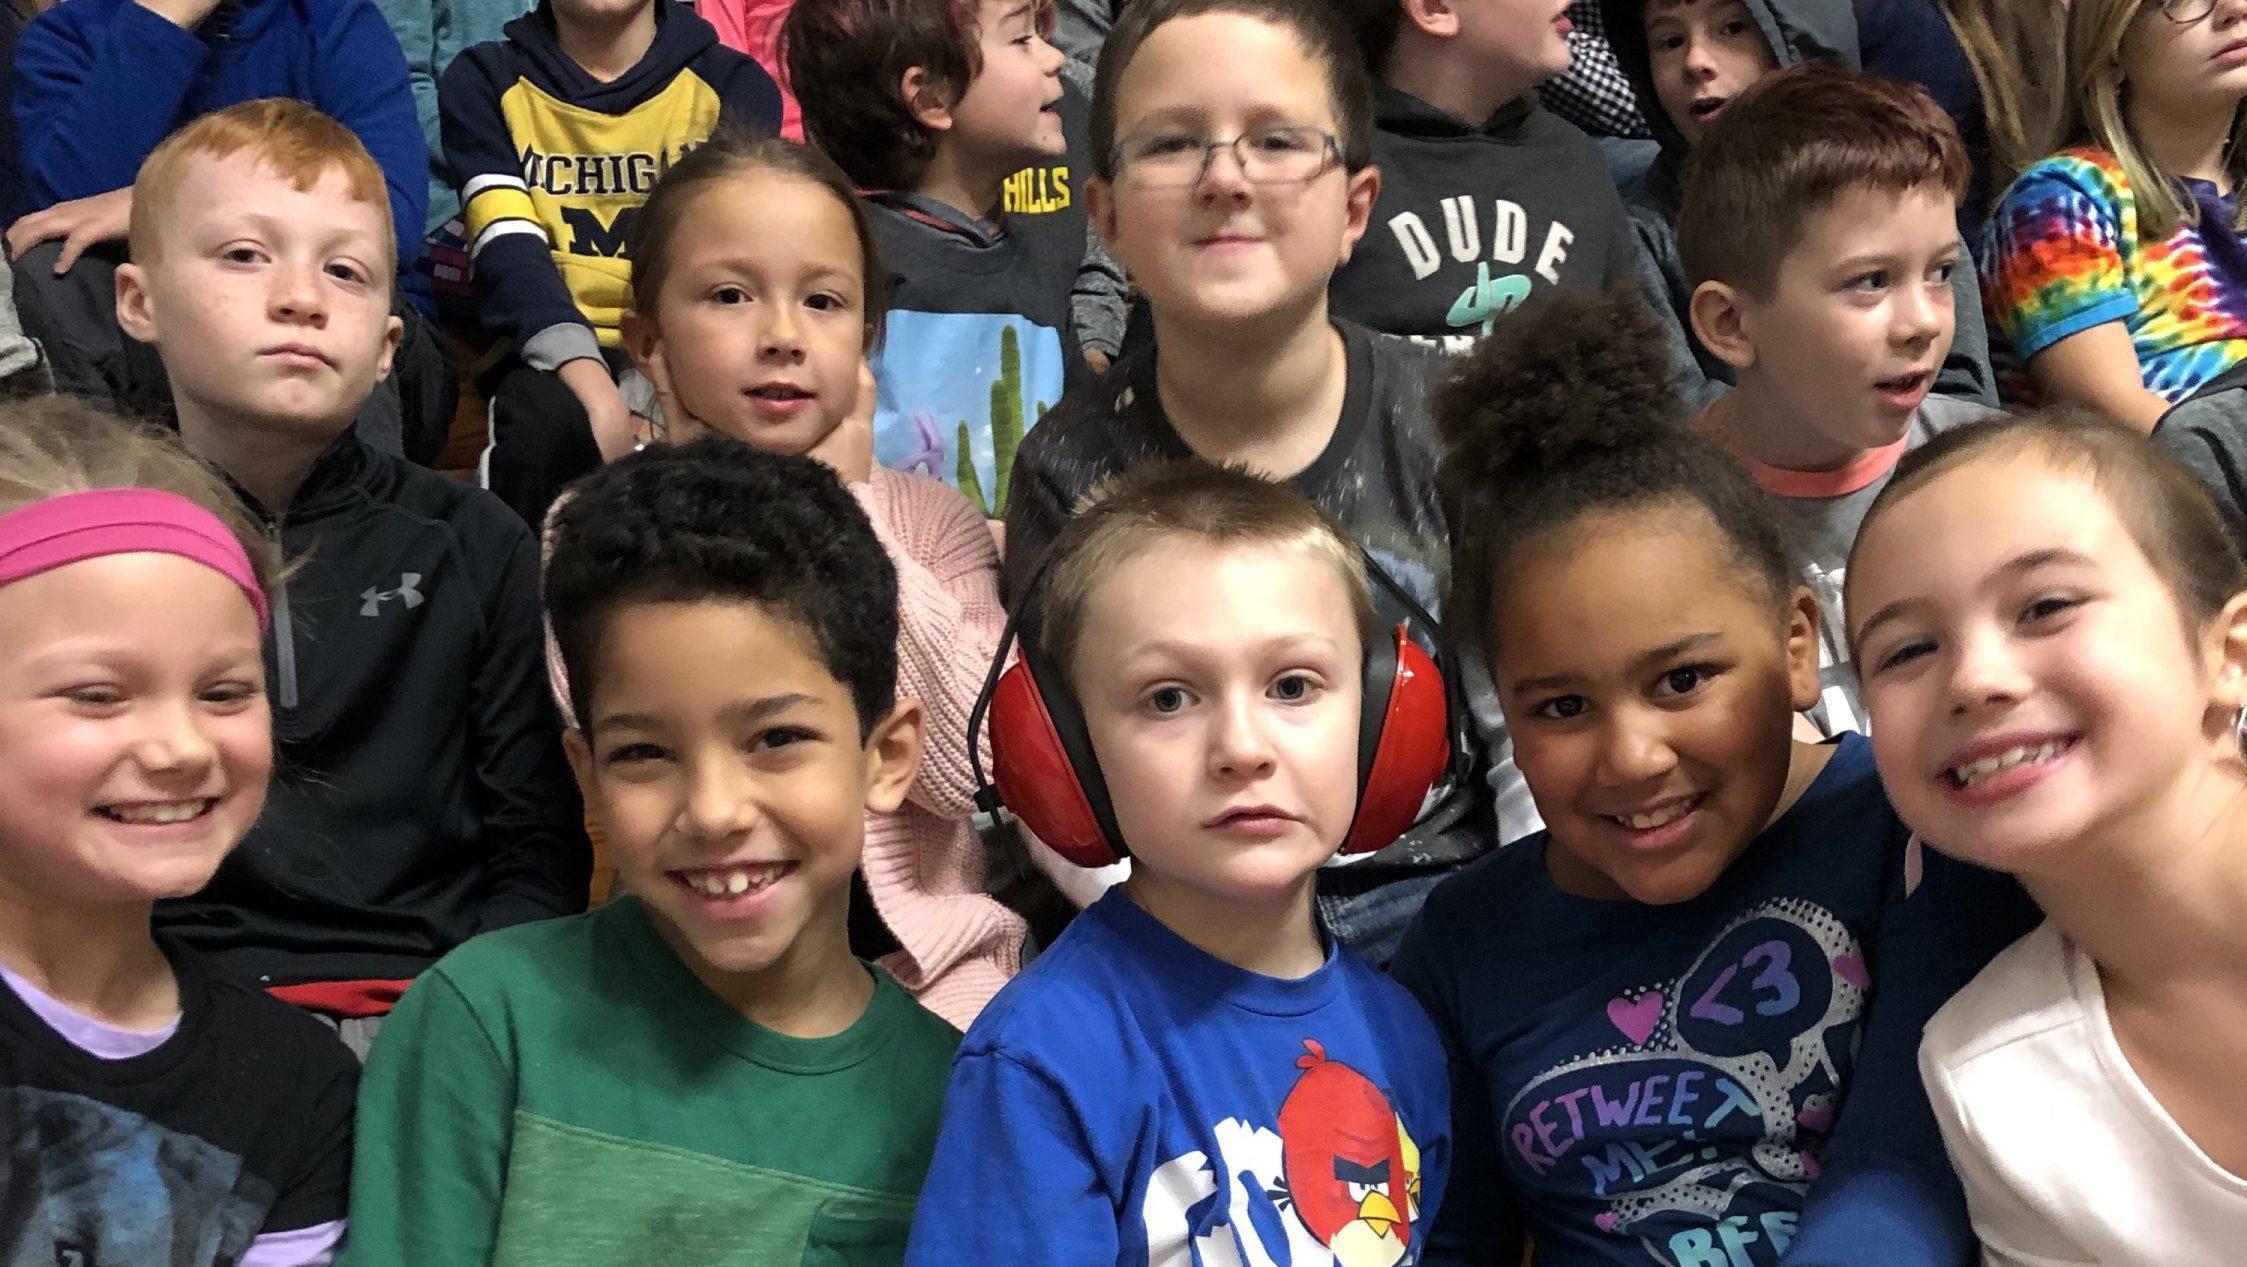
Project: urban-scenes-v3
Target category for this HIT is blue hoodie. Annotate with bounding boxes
[15,0,428,278]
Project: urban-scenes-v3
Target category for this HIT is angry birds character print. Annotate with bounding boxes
[1280,1041,1423,1267]
[1140,1040,1424,1267]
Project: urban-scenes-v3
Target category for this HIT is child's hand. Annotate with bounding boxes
[807,364,877,484]
[6,189,132,274]
[557,359,638,462]
[1084,348,1113,376]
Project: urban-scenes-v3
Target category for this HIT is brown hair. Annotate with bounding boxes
[1937,0,2064,185]
[1679,65,1971,298]
[782,0,1053,190]
[1038,460,1378,682]
[1850,407,2247,638]
[626,130,889,347]
[2056,0,2247,239]
[130,99,394,268]
[1092,0,1372,181]
[0,396,276,597]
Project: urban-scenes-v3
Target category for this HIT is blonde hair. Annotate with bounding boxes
[2059,0,2247,238]
[1038,461,1379,681]
[130,99,395,267]
[1937,0,2065,184]
[0,396,276,597]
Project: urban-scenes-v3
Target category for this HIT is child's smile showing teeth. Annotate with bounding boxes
[1942,736,2077,792]
[673,861,795,903]
[1601,793,1707,847]
[96,797,218,825]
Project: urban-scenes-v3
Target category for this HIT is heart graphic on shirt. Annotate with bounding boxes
[1796,1100,1835,1134]
[1833,952,1870,990]
[1606,991,1664,1046]
[1594,1212,1621,1234]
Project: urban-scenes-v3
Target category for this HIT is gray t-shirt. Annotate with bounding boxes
[1707,395,1997,735]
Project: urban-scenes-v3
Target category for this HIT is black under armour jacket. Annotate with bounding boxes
[159,435,590,988]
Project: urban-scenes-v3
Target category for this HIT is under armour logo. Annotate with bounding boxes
[360,572,425,616]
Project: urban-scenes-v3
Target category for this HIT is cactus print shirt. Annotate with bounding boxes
[1981,146,2247,404]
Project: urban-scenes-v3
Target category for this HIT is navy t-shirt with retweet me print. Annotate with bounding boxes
[1393,733,2038,1267]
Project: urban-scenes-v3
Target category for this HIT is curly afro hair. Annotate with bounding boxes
[544,439,900,739]
[1431,287,1795,656]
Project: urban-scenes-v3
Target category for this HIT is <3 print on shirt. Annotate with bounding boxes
[1503,899,1869,1267]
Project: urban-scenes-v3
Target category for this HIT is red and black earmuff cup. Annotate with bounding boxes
[987,624,1452,868]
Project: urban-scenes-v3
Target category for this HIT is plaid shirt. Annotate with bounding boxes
[1536,0,1654,140]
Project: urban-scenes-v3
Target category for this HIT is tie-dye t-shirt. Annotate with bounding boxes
[1981,146,2247,403]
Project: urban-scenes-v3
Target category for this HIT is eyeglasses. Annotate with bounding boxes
[1108,126,1342,189]
[2160,0,2216,23]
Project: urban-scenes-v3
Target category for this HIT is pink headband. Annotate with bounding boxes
[0,488,270,629]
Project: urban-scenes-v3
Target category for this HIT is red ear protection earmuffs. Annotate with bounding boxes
[970,553,1463,869]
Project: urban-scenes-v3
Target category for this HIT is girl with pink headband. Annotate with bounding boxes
[0,397,359,1267]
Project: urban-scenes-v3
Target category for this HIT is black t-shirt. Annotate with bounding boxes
[0,940,358,1265]
[1003,319,1493,869]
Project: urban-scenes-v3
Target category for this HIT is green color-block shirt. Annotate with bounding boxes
[336,897,961,1267]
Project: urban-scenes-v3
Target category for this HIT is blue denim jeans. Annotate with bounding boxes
[1315,869,1452,971]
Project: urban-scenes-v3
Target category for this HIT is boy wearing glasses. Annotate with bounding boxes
[1003,0,1496,966]
[1327,0,1650,352]
[784,0,1085,516]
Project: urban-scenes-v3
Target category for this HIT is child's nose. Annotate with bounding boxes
[136,699,219,776]
[679,760,763,839]
[1594,709,1679,784]
[761,307,806,361]
[269,261,326,323]
[1893,278,1945,343]
[1206,695,1278,779]
[1945,627,2030,716]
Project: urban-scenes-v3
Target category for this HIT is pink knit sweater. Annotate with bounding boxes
[844,466,1023,1026]
[543,466,1023,1027]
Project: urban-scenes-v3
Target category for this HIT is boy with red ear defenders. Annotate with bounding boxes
[904,460,1453,1265]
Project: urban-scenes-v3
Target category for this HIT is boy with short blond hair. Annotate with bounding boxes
[343,439,960,1264]
[116,100,589,1046]
[784,0,1086,517]
[1679,64,1999,735]
[1005,0,1502,963]
[905,459,1451,1265]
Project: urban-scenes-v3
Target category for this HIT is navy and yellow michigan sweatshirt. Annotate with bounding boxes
[438,0,779,370]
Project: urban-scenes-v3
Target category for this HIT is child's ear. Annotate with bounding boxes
[1399,0,1460,40]
[562,727,601,813]
[1086,176,1120,249]
[114,262,156,343]
[376,311,403,382]
[1784,584,1823,713]
[1336,164,1383,266]
[621,308,665,384]
[901,67,955,134]
[1689,280,1758,373]
[861,698,926,815]
[2204,590,2247,736]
